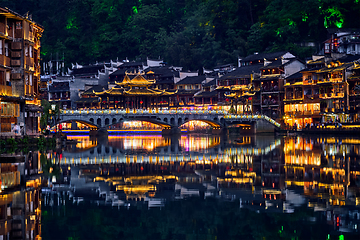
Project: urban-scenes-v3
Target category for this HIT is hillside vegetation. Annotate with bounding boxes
[1,0,360,70]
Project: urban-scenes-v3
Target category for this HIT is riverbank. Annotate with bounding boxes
[278,125,360,135]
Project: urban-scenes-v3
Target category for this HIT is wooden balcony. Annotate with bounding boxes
[319,92,344,99]
[0,55,11,66]
[14,29,22,38]
[11,59,21,67]
[11,42,22,50]
[12,73,21,80]
[303,79,316,85]
[285,110,321,116]
[0,85,12,95]
[11,51,21,58]
[0,22,5,35]
[25,57,34,69]
[25,85,34,96]
[0,219,11,236]
[318,78,342,84]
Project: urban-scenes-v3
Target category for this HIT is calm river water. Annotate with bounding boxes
[40,133,360,240]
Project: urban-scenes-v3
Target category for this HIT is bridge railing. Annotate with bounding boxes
[224,114,281,128]
[61,109,227,115]
[60,109,281,128]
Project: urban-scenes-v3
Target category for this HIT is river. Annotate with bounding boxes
[36,133,360,239]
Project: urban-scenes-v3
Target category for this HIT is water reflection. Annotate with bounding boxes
[28,134,360,238]
[0,152,42,239]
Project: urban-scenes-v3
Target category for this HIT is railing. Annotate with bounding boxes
[61,109,282,127]
[318,78,342,84]
[62,109,227,115]
[319,92,344,99]
[0,85,12,95]
[285,110,321,116]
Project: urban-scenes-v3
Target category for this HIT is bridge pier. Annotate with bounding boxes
[211,128,223,135]
[89,129,97,136]
[162,128,181,135]
[255,120,276,134]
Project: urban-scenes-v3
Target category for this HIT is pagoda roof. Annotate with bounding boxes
[116,73,155,87]
[94,85,176,97]
[122,88,176,96]
[82,85,108,95]
[94,86,125,95]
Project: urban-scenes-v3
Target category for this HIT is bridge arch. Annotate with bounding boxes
[56,119,99,129]
[106,118,173,129]
[180,119,223,128]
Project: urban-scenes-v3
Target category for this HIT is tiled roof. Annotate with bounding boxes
[285,71,303,80]
[194,91,218,98]
[176,75,205,85]
[48,82,70,92]
[82,85,108,95]
[241,51,288,62]
[75,97,100,103]
[203,79,216,87]
[219,65,262,80]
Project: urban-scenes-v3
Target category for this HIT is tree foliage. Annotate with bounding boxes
[2,0,360,70]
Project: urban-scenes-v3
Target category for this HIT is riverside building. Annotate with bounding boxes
[0,7,43,136]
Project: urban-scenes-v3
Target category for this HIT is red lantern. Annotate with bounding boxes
[115,101,118,104]
[102,101,106,104]
[140,101,143,104]
[226,98,229,102]
[248,97,252,100]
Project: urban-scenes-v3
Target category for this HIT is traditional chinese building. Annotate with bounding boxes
[217,64,262,114]
[259,57,305,120]
[0,7,43,136]
[175,75,205,107]
[95,71,177,109]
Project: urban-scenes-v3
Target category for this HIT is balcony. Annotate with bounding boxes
[0,55,11,66]
[285,110,321,116]
[25,85,34,96]
[12,73,21,80]
[0,85,12,95]
[303,79,315,85]
[11,51,21,58]
[318,78,342,84]
[304,94,319,100]
[349,90,360,96]
[319,92,344,99]
[11,59,21,67]
[0,22,5,35]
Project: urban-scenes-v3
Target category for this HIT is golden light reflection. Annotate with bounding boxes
[67,136,97,149]
[108,135,169,151]
[179,135,220,151]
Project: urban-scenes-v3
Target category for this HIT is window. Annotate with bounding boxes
[25,45,29,56]
[6,71,10,85]
[4,43,9,57]
[29,45,33,58]
[0,40,2,55]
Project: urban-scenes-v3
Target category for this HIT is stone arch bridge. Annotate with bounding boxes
[58,109,281,134]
